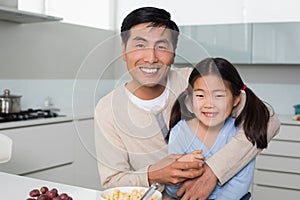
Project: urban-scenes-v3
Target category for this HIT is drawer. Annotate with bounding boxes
[256,154,300,174]
[275,125,300,142]
[253,170,300,190]
[0,122,75,174]
[26,163,75,185]
[252,185,300,200]
[261,140,300,158]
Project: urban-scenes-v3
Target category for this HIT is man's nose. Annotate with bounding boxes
[144,47,158,63]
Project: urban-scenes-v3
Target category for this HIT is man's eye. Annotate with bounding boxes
[136,44,145,48]
[157,45,167,50]
[195,94,204,98]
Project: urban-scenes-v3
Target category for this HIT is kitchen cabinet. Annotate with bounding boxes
[252,124,300,199]
[0,116,102,190]
[252,22,300,64]
[45,0,113,30]
[177,22,300,64]
[0,0,62,23]
[175,24,252,64]
[0,120,76,184]
[72,118,102,190]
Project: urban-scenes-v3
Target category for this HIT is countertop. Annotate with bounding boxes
[0,112,299,130]
[0,107,94,130]
[0,171,101,199]
[278,115,300,125]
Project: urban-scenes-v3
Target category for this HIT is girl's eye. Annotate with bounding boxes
[215,94,225,98]
[195,94,204,98]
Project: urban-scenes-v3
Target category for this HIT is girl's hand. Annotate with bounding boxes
[177,150,204,162]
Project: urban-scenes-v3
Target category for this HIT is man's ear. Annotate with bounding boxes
[233,92,242,107]
[122,43,126,61]
[171,52,176,64]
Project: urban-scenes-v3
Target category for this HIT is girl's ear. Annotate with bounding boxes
[233,92,242,107]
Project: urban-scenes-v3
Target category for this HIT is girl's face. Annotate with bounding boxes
[192,74,241,129]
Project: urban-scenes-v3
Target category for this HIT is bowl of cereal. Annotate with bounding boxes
[99,186,162,200]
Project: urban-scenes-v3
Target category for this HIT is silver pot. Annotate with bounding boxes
[0,89,22,114]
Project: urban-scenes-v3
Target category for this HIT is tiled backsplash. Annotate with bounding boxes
[0,79,299,116]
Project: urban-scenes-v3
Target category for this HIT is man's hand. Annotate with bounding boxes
[148,153,204,186]
[177,164,217,200]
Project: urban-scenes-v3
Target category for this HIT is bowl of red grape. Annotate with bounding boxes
[26,186,73,200]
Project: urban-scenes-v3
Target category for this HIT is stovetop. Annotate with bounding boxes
[0,109,61,123]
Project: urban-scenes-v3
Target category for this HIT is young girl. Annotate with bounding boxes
[166,57,271,199]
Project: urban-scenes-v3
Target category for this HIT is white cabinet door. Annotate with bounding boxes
[252,22,300,64]
[253,170,300,190]
[18,0,45,14]
[252,124,300,198]
[175,24,252,64]
[73,118,102,190]
[0,121,75,175]
[26,163,75,185]
[252,185,300,200]
[46,0,113,29]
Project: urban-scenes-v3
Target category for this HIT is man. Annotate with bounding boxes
[95,7,280,199]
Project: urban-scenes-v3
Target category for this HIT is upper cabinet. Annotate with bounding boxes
[0,0,62,23]
[252,22,300,64]
[175,24,252,64]
[45,0,114,30]
[176,22,300,64]
[0,0,113,30]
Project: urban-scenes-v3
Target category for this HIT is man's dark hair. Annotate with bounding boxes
[121,7,179,49]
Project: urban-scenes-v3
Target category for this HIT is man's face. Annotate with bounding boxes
[122,22,176,88]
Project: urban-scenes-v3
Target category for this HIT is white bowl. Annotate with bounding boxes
[99,186,162,200]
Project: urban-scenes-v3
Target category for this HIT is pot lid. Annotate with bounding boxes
[0,89,21,98]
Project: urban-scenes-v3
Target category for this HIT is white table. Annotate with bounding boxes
[0,171,102,199]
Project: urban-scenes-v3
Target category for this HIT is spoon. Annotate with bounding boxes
[140,183,160,200]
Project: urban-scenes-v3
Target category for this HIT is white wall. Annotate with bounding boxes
[115,0,300,28]
[0,21,117,79]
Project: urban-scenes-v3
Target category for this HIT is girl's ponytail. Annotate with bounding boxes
[235,87,270,149]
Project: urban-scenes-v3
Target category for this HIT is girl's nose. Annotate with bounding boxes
[204,97,214,108]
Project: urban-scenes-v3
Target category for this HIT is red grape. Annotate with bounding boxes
[52,197,62,200]
[40,186,49,194]
[27,186,73,200]
[37,194,49,200]
[59,193,68,200]
[29,189,40,197]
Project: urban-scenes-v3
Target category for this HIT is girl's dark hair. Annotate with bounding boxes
[120,7,179,49]
[167,57,270,149]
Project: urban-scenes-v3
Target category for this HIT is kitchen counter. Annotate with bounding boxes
[0,171,101,199]
[1,112,299,130]
[278,114,300,125]
[0,116,73,130]
[0,107,94,130]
